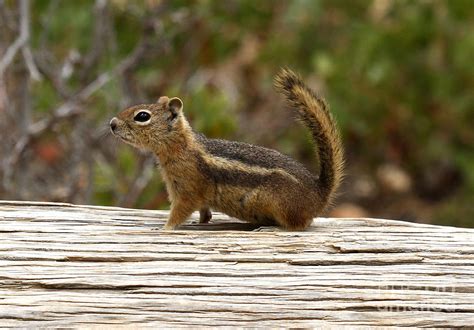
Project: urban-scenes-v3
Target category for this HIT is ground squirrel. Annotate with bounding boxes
[110,68,344,230]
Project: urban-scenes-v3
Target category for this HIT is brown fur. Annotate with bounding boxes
[110,69,344,230]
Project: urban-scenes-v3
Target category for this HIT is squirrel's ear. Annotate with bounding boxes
[168,97,183,113]
[167,97,183,123]
[157,96,169,104]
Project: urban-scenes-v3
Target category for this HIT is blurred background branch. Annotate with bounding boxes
[0,0,472,227]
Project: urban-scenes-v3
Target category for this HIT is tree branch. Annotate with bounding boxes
[0,0,29,77]
[118,155,155,207]
[2,38,149,189]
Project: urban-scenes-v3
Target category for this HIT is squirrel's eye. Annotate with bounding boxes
[134,111,151,122]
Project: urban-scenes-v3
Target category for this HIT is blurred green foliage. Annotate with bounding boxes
[4,0,473,227]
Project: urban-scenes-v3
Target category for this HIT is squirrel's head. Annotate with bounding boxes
[110,96,186,152]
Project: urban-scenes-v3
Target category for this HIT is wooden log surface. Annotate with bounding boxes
[0,200,473,327]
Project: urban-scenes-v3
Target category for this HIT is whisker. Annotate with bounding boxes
[94,124,112,140]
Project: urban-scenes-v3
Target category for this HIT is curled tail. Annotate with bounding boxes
[274,68,344,208]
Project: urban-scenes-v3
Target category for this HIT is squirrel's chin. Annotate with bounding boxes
[112,132,141,149]
[121,138,141,149]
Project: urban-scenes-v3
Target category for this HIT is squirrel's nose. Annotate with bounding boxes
[110,117,118,131]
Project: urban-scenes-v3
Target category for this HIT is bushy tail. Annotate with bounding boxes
[274,68,344,207]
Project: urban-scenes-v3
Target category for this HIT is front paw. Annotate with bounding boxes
[162,224,176,230]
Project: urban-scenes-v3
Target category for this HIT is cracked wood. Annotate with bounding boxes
[0,201,473,327]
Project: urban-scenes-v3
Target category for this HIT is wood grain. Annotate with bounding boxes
[0,201,473,327]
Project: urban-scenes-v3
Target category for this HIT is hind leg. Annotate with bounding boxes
[252,209,311,231]
[278,216,313,231]
[276,206,314,231]
[238,188,314,231]
[250,190,313,231]
[237,189,278,226]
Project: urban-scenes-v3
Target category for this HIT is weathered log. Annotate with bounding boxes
[0,201,473,327]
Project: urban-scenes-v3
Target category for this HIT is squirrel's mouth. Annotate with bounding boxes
[110,129,123,139]
[111,130,142,149]
[114,133,131,143]
[110,129,129,142]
